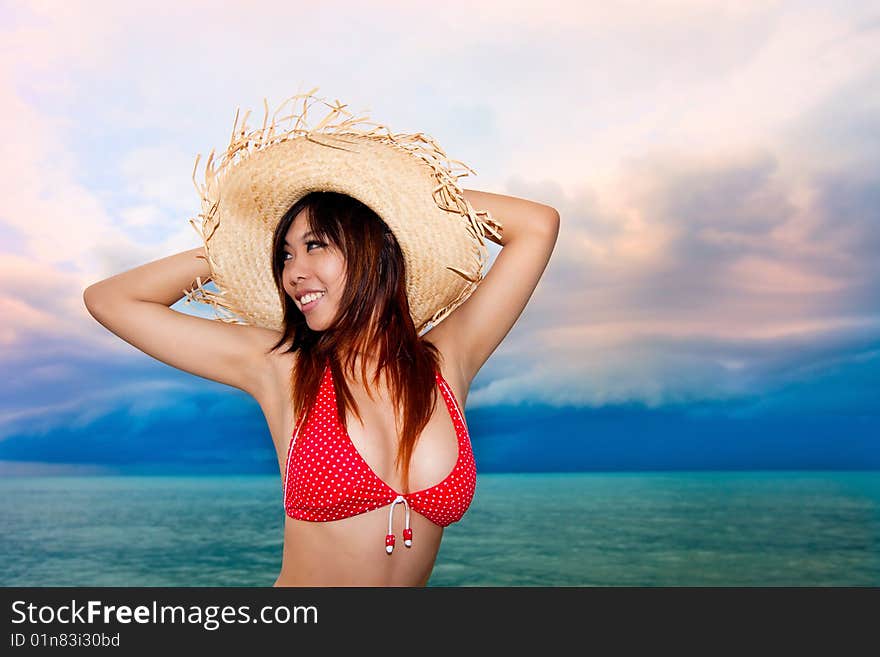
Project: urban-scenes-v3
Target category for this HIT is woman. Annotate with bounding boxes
[82,92,559,586]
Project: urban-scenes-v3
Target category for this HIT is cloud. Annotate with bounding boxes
[1,0,879,434]
[0,369,219,441]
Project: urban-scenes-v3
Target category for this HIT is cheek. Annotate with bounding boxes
[336,264,348,289]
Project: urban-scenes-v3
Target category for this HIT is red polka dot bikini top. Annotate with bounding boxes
[283,359,477,554]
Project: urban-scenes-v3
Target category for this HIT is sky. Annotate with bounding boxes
[0,0,878,475]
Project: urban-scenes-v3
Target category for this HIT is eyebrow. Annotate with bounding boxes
[285,231,317,246]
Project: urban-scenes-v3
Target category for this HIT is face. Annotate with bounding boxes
[282,208,346,330]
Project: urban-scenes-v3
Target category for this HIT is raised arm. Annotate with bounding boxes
[461,189,558,246]
[429,189,559,385]
[83,247,282,398]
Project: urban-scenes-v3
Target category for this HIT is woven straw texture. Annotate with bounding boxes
[184,88,503,334]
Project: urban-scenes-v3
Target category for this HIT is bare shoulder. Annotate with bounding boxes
[249,328,297,400]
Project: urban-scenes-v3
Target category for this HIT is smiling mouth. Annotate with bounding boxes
[299,293,325,312]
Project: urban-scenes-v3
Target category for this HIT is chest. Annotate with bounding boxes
[258,350,470,492]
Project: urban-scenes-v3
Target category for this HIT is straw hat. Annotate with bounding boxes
[182,87,503,335]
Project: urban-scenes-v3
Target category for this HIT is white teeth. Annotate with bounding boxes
[300,291,325,305]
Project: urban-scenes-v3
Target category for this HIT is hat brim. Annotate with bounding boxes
[185,90,503,334]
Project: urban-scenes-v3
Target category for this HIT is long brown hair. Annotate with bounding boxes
[267,191,442,494]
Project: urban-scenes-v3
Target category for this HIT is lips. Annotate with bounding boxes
[295,289,325,302]
[300,293,324,313]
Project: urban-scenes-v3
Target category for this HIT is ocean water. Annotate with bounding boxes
[1,471,878,586]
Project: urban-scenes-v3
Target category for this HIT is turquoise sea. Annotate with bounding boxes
[1,471,878,586]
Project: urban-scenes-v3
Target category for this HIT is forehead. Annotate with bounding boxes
[284,209,317,242]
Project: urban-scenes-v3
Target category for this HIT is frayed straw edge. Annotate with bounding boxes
[189,88,505,329]
[182,209,248,325]
[422,207,502,332]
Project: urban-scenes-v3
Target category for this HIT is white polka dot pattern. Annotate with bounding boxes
[282,360,477,528]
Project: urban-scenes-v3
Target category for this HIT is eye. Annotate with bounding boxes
[282,241,324,263]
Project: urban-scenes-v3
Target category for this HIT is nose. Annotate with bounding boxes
[286,258,311,291]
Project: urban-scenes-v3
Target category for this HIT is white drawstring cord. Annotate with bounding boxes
[385,495,413,554]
